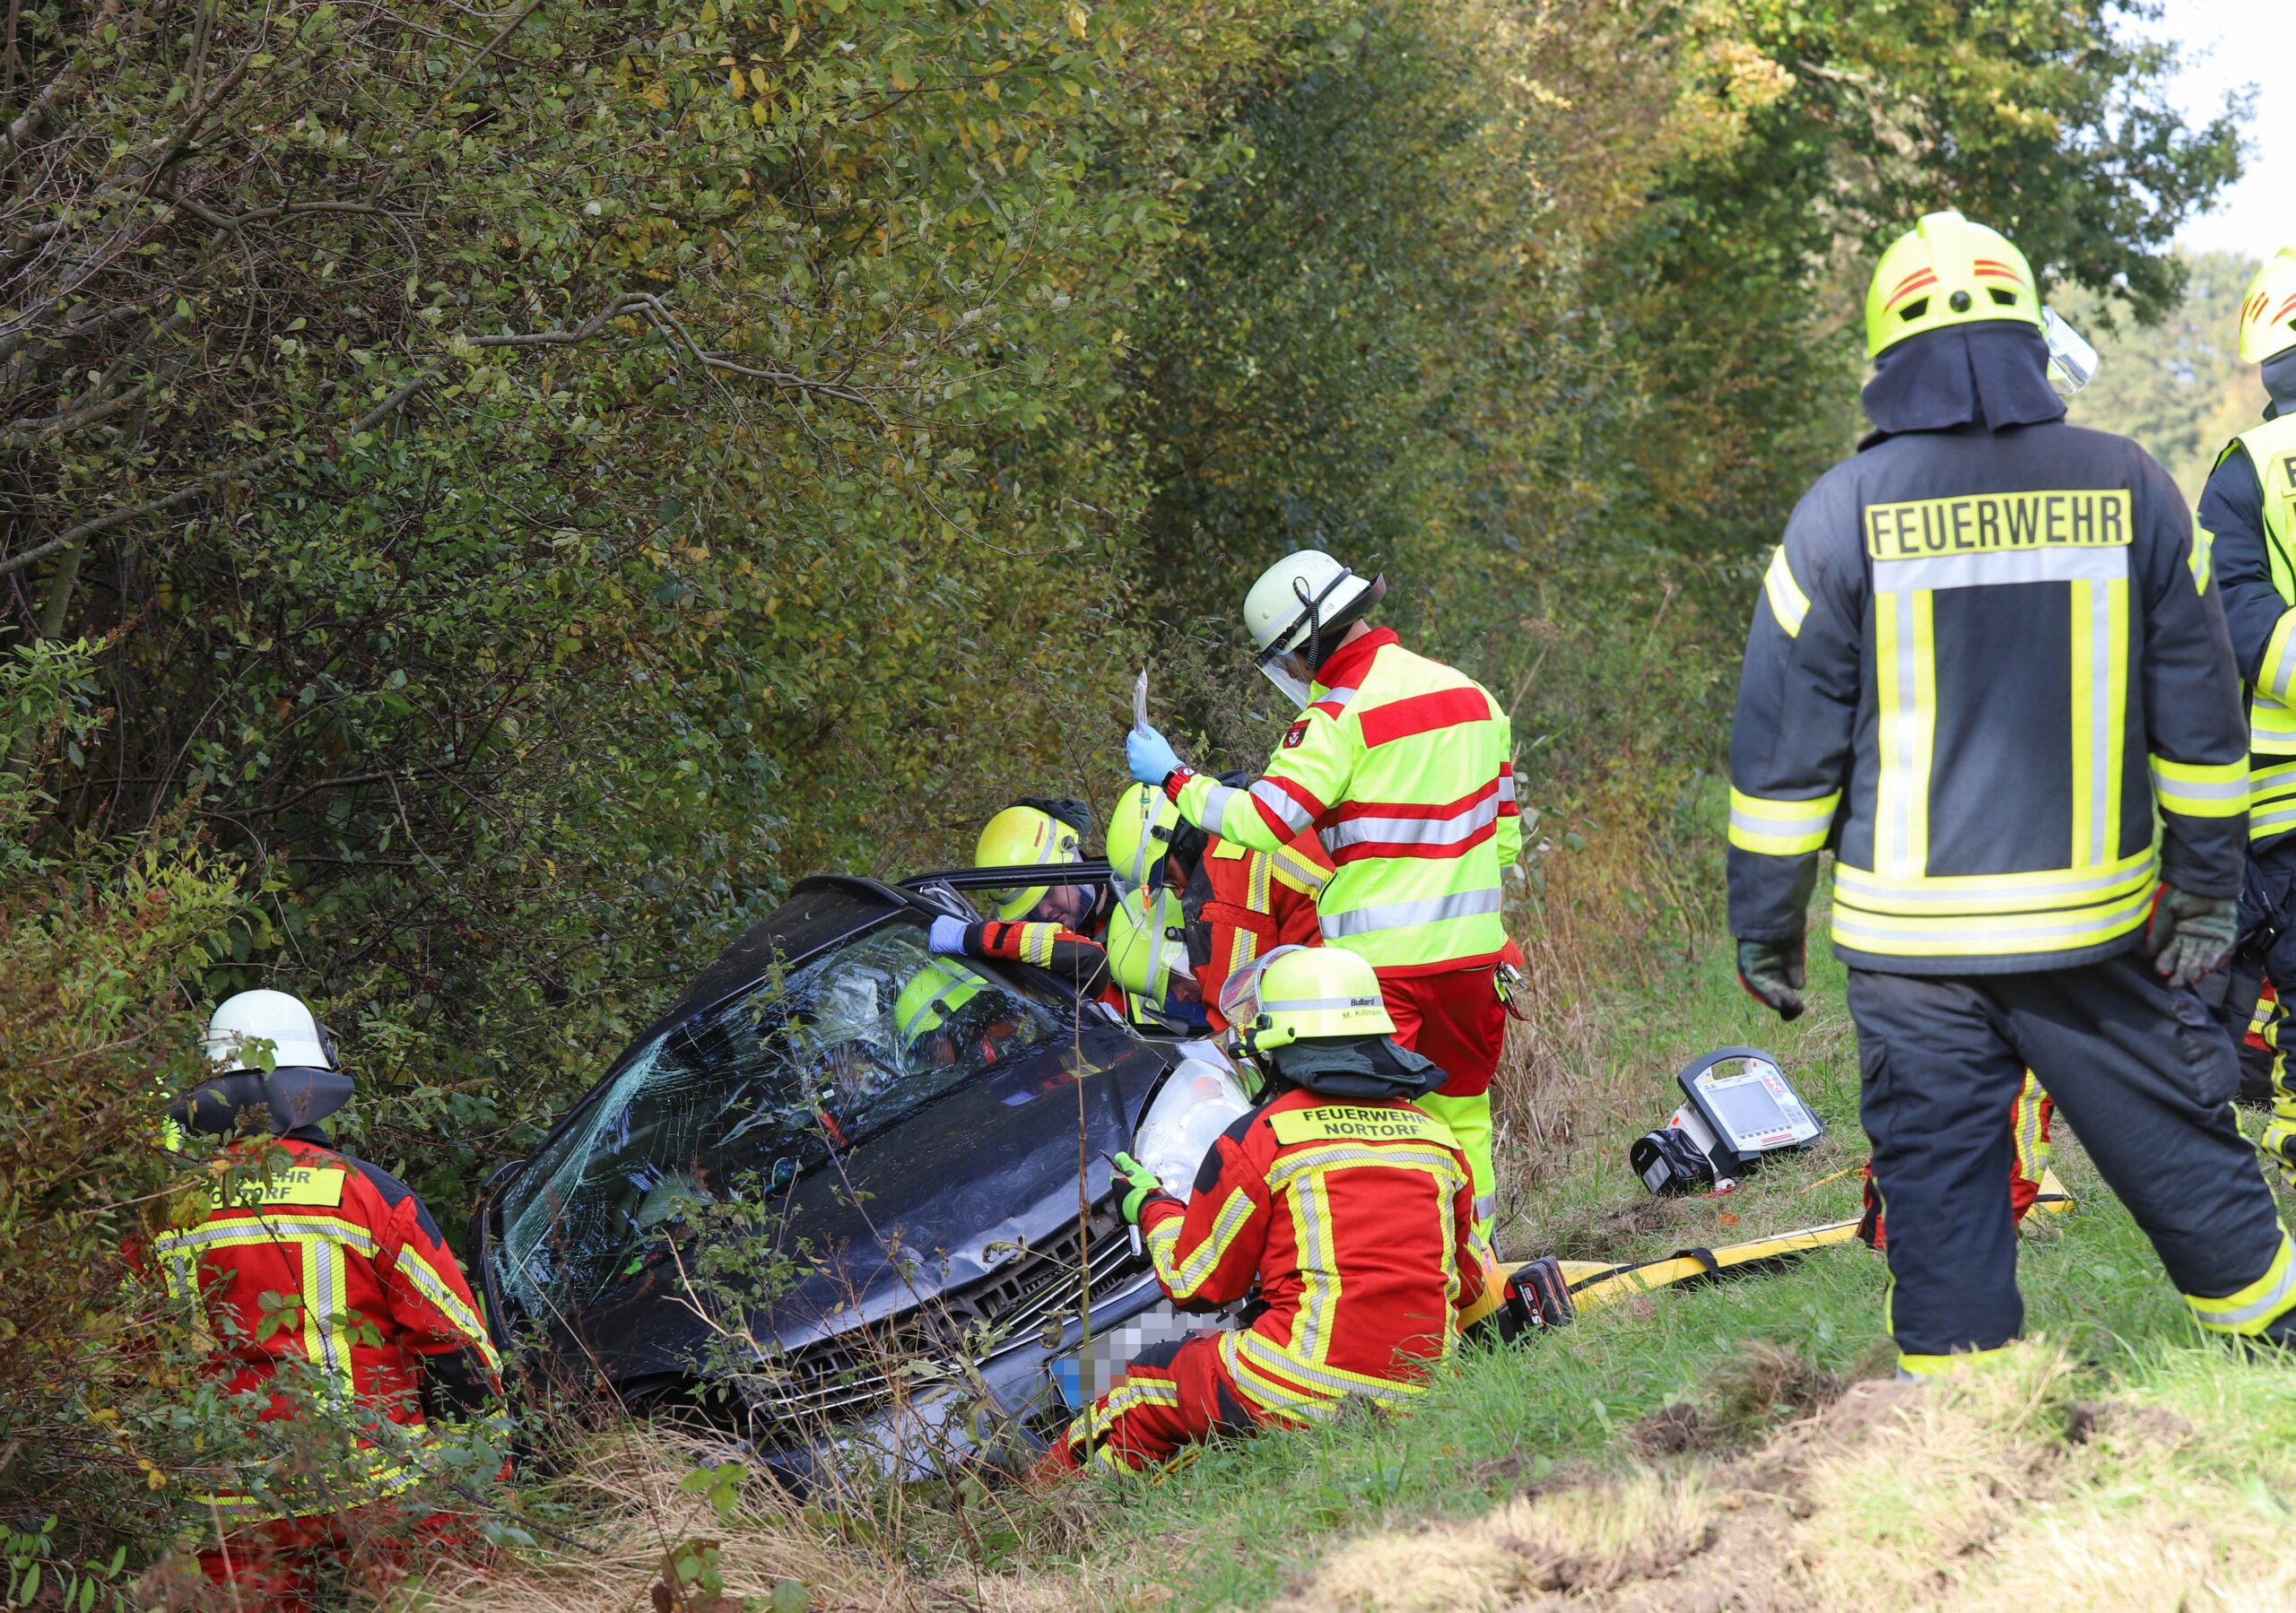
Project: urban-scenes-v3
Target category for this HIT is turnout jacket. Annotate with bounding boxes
[1184,828,1332,1031]
[1729,419,2248,973]
[2198,407,2296,840]
[1135,1085,1483,1414]
[147,1132,502,1522]
[1165,629,1522,976]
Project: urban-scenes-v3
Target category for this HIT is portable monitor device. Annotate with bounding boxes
[1631,1047,1824,1195]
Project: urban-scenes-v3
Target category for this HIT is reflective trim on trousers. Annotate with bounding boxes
[1320,887,1503,939]
[2185,1230,2296,1335]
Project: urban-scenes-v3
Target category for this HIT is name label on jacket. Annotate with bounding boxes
[1270,1106,1453,1147]
[1865,490,2132,560]
[209,1164,347,1210]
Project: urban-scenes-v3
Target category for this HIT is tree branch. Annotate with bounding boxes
[0,373,435,578]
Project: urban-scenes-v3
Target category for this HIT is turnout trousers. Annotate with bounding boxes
[1848,951,2296,1371]
[1037,1334,1299,1479]
[1381,965,1505,1243]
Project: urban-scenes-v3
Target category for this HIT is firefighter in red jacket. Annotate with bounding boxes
[1037,945,1483,1478]
[1104,781,1331,1029]
[1127,551,1522,1241]
[156,990,504,1606]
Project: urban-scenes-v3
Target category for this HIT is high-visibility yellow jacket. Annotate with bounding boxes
[1730,420,2248,973]
[1164,629,1521,976]
[2198,410,2296,840]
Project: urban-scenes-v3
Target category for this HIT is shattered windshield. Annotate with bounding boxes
[496,920,1074,1321]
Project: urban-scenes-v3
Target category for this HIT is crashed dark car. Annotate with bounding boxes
[470,863,1255,1472]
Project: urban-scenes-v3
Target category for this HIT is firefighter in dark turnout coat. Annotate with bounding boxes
[1727,212,2296,1373]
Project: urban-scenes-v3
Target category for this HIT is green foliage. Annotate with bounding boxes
[2060,250,2266,503]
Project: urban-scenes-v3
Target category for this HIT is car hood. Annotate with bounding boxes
[550,1021,1168,1383]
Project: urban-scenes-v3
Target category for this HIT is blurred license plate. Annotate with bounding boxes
[1048,1302,1228,1412]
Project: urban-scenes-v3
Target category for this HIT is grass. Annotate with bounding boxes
[440,826,2296,1610]
[991,915,2296,1609]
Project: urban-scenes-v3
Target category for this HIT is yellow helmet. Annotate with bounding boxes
[1222,944,1392,1055]
[893,958,982,1047]
[1865,211,2040,357]
[1106,784,1183,896]
[975,804,1083,921]
[1107,886,1190,1002]
[2239,249,2296,365]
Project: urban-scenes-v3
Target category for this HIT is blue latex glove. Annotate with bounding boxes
[1127,723,1184,786]
[926,914,969,955]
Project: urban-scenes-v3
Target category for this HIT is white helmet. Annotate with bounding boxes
[203,989,337,1072]
[1241,551,1385,707]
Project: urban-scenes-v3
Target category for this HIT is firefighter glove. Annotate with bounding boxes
[2146,885,2237,990]
[1126,723,1185,787]
[2258,1117,2296,1191]
[1109,1150,1165,1224]
[1735,937,1805,1022]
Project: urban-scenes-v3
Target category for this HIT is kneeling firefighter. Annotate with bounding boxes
[152,991,505,1605]
[1037,946,1482,1478]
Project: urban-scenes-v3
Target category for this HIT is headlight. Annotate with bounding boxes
[1132,1055,1254,1198]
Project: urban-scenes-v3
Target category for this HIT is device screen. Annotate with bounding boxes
[1705,1076,1793,1140]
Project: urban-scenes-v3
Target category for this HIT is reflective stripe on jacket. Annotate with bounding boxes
[1167,629,1522,976]
[1136,1087,1483,1417]
[1729,420,2248,973]
[1184,830,1331,1031]
[148,1134,501,1521]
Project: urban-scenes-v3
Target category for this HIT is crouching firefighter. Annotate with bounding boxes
[1036,946,1482,1478]
[1104,780,1331,1030]
[908,803,1118,1041]
[152,990,506,1604]
[1728,211,2296,1375]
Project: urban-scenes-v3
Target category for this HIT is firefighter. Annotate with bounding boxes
[1728,210,2296,1375]
[899,802,1118,1058]
[1126,553,1522,1241]
[1036,944,1482,1477]
[1104,780,1332,1031]
[155,990,504,1606]
[2196,245,2296,1183]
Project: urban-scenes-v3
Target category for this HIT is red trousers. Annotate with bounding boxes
[1379,965,1505,1097]
[196,1505,465,1611]
[1035,1334,1292,1479]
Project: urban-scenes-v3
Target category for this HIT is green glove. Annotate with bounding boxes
[1735,937,1805,1022]
[1109,1150,1165,1225]
[2145,885,2238,990]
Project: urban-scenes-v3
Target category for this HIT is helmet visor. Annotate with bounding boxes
[1256,649,1314,713]
[2041,307,2097,397]
[1217,943,1306,1033]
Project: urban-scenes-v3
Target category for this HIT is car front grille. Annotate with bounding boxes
[739,1196,1156,1422]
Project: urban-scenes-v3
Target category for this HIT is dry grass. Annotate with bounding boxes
[1279,1342,2296,1611]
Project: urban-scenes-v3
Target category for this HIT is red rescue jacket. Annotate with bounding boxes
[147,1132,502,1521]
[1184,830,1333,1031]
[1138,1086,1483,1415]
